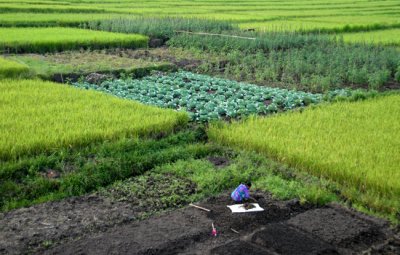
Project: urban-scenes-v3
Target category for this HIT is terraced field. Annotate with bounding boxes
[1,0,400,40]
[1,0,399,253]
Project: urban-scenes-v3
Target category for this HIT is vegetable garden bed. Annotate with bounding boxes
[73,71,322,122]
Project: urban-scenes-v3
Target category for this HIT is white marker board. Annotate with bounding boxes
[227,203,264,213]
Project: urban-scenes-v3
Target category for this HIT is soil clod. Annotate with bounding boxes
[242,203,256,210]
[207,156,230,168]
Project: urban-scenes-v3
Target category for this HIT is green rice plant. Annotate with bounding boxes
[0,3,108,14]
[0,27,148,53]
[0,13,133,27]
[0,79,188,160]
[341,29,400,46]
[0,57,30,78]
[241,17,400,35]
[209,95,400,215]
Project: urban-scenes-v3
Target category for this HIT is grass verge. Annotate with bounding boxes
[154,153,338,206]
[7,50,173,80]
[0,130,215,211]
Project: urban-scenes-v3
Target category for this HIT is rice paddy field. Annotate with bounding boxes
[1,0,400,253]
[0,79,188,160]
[0,27,148,53]
[0,13,134,27]
[341,28,400,46]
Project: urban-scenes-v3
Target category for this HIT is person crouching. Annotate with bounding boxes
[231,182,253,202]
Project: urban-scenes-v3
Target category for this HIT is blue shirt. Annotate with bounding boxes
[231,184,250,202]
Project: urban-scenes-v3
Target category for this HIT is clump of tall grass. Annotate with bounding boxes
[83,17,237,40]
[0,131,212,211]
[0,57,31,78]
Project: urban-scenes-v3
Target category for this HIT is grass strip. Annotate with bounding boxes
[0,130,216,211]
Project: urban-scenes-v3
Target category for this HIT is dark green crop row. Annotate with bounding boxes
[74,72,349,122]
[168,34,400,91]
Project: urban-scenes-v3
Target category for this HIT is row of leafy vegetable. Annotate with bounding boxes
[72,71,361,122]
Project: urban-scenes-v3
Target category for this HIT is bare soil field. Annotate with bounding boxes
[1,191,398,255]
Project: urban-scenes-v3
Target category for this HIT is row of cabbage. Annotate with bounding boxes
[73,71,322,122]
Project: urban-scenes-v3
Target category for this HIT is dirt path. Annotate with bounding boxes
[2,191,398,255]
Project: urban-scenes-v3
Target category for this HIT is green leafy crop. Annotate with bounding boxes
[74,71,322,122]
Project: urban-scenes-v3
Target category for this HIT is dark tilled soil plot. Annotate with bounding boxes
[0,172,196,254]
[287,206,389,251]
[210,240,273,255]
[371,236,400,255]
[44,193,301,255]
[0,192,398,255]
[45,208,213,255]
[0,195,139,255]
[250,223,339,255]
[202,193,304,233]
